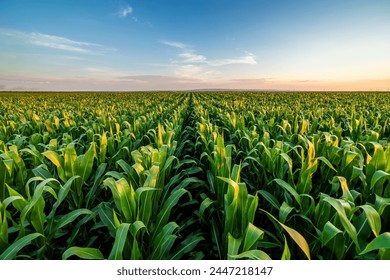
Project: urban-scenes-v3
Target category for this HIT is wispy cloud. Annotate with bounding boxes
[80,66,132,78]
[29,33,100,53]
[161,40,257,79]
[162,40,256,66]
[179,52,207,63]
[82,67,114,74]
[119,5,133,18]
[0,28,115,54]
[161,40,188,49]
[209,52,257,66]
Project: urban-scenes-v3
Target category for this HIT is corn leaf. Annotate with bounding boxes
[273,179,301,207]
[359,205,381,237]
[170,234,204,260]
[242,223,264,252]
[109,223,131,260]
[323,197,360,251]
[152,188,190,240]
[230,249,272,260]
[281,235,291,260]
[227,233,242,260]
[262,209,311,260]
[56,209,95,230]
[62,247,105,260]
[360,232,390,255]
[0,233,43,260]
[76,142,95,185]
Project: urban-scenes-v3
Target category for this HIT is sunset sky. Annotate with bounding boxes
[1,0,389,91]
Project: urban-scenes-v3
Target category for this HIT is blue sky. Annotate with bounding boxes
[0,0,389,91]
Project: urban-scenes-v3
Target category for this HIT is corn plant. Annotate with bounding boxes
[0,91,389,259]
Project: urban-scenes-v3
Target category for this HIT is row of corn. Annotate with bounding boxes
[193,92,390,259]
[0,91,389,259]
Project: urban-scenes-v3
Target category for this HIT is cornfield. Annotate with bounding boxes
[0,91,389,260]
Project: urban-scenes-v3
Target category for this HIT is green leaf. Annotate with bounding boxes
[137,165,160,226]
[97,202,116,237]
[279,201,294,224]
[332,176,353,202]
[318,156,337,172]
[210,219,222,260]
[281,235,291,260]
[117,159,131,176]
[0,233,43,260]
[360,232,390,255]
[242,223,264,252]
[129,221,146,238]
[152,188,190,240]
[6,186,27,212]
[103,178,122,214]
[321,221,345,259]
[30,196,45,234]
[20,178,58,229]
[323,197,360,251]
[62,247,105,260]
[115,178,136,223]
[150,222,179,260]
[2,196,24,209]
[370,170,390,196]
[50,176,79,215]
[170,234,204,260]
[0,159,11,201]
[109,223,130,260]
[261,209,311,260]
[32,164,55,182]
[273,179,301,207]
[227,233,242,260]
[229,249,272,260]
[56,209,95,230]
[76,142,95,185]
[246,194,258,225]
[129,221,146,260]
[64,143,77,179]
[86,163,107,208]
[258,190,280,210]
[367,142,386,179]
[359,205,381,237]
[199,196,214,219]
[322,221,343,246]
[374,195,390,215]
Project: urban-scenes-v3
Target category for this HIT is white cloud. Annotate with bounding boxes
[161,40,257,80]
[179,52,207,63]
[174,64,203,77]
[162,40,257,66]
[161,40,188,49]
[209,52,257,66]
[0,28,115,54]
[29,33,98,53]
[119,5,133,18]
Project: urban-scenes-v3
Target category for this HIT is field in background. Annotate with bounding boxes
[0,91,389,260]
